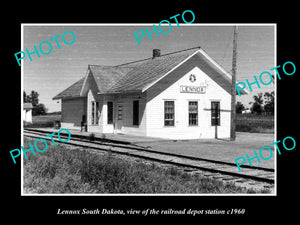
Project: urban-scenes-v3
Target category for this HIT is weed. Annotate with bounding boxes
[23,137,268,194]
[88,133,95,141]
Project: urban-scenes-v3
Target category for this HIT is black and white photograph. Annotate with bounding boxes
[4,5,298,221]
[21,24,275,195]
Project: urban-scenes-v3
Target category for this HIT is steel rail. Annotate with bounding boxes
[24,128,274,172]
[23,129,275,185]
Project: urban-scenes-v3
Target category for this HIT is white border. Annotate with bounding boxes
[21,24,24,195]
[274,24,277,194]
[21,23,277,197]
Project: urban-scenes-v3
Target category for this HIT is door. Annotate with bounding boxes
[115,103,123,133]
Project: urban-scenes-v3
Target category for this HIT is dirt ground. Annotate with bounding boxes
[134,132,275,169]
[27,128,275,169]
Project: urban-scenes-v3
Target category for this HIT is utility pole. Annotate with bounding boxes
[230,26,238,141]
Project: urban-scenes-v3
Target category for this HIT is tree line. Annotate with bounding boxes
[236,91,274,115]
[24,90,47,116]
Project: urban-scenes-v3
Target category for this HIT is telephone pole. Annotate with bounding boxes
[230,26,238,141]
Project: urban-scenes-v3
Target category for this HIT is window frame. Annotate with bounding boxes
[164,101,175,126]
[133,100,139,126]
[107,101,113,124]
[188,101,198,126]
[117,105,123,120]
[91,101,99,125]
[211,101,220,126]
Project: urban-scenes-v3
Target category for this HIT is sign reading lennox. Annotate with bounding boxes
[180,85,206,94]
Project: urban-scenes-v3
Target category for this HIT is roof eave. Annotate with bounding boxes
[79,66,93,96]
[241,89,249,95]
[97,90,143,95]
[235,82,249,95]
[52,95,84,100]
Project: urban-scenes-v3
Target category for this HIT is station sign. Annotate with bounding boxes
[180,85,206,94]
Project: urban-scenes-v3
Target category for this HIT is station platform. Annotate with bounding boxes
[25,127,167,144]
[24,127,275,169]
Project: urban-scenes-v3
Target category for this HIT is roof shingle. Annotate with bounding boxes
[53,46,246,99]
[53,76,85,100]
[23,102,33,109]
[89,65,134,93]
[109,47,200,93]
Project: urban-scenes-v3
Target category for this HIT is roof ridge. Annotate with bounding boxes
[115,46,201,67]
[88,64,139,69]
[160,46,201,57]
[88,65,114,68]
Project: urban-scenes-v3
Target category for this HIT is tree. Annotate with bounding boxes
[33,103,47,116]
[30,90,39,107]
[23,90,39,106]
[264,91,274,114]
[23,91,30,103]
[236,101,245,113]
[23,90,47,115]
[250,93,264,114]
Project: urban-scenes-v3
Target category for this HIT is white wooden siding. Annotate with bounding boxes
[60,54,231,139]
[146,66,231,139]
[23,109,32,123]
[102,95,116,133]
[113,93,147,136]
[87,89,103,133]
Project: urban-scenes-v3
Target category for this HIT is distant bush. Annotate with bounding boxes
[24,120,54,128]
[236,123,252,132]
[23,138,269,194]
[236,114,274,133]
[23,115,61,128]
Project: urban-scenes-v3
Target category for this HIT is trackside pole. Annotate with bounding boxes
[230,26,238,141]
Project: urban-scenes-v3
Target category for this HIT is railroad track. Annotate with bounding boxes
[23,129,275,192]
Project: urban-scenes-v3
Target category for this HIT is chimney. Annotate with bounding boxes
[152,49,161,58]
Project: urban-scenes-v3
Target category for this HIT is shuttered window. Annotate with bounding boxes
[117,105,123,120]
[164,101,174,126]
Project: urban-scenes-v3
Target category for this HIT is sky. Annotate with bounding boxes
[22,24,275,112]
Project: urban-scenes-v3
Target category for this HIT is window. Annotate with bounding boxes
[91,101,99,125]
[117,105,123,120]
[211,101,220,126]
[189,101,198,126]
[164,101,174,126]
[107,102,113,124]
[133,100,139,126]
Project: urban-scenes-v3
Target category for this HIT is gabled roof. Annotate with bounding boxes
[53,65,134,100]
[53,47,247,100]
[109,47,200,93]
[23,102,33,109]
[89,65,134,94]
[53,76,85,100]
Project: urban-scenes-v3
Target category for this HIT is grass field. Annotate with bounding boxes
[23,137,270,194]
[24,114,61,128]
[236,114,274,133]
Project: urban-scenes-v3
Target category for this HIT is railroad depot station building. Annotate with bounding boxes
[53,47,247,139]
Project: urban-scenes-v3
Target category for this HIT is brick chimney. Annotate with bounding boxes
[152,49,161,58]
